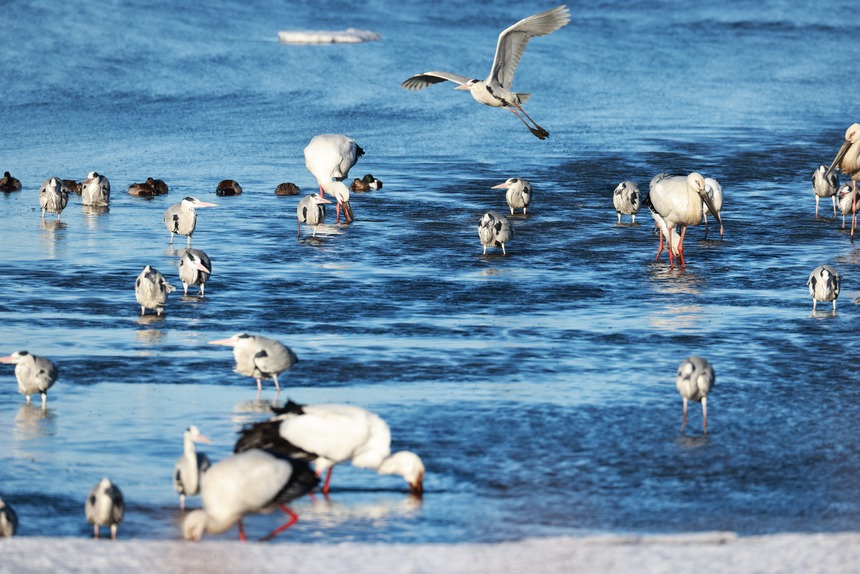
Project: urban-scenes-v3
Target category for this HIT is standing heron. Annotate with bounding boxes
[163,196,218,246]
[812,164,838,218]
[612,180,640,224]
[85,477,124,540]
[208,333,299,399]
[0,497,18,537]
[235,400,425,497]
[676,356,715,434]
[401,5,570,140]
[478,210,513,255]
[703,177,724,239]
[493,177,533,215]
[81,171,110,207]
[837,183,856,229]
[39,177,69,220]
[135,265,176,316]
[178,249,212,297]
[174,426,212,511]
[646,172,722,267]
[304,134,364,200]
[807,264,841,313]
[826,123,860,237]
[182,449,318,542]
[0,350,58,409]
[296,193,332,238]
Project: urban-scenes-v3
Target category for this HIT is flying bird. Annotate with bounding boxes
[304,134,364,200]
[807,264,841,313]
[81,171,111,207]
[612,180,640,224]
[0,350,58,409]
[174,426,212,511]
[235,400,425,497]
[401,5,571,139]
[178,248,212,297]
[296,193,332,238]
[676,356,715,434]
[208,333,298,398]
[493,177,533,215]
[85,477,124,540]
[135,265,176,316]
[163,196,218,246]
[39,177,69,220]
[478,211,513,255]
[0,497,18,537]
[826,123,860,237]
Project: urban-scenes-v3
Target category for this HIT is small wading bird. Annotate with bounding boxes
[182,449,318,542]
[676,356,715,434]
[0,171,22,192]
[174,426,212,511]
[401,5,571,139]
[493,177,533,215]
[826,123,860,237]
[39,177,69,220]
[178,248,212,297]
[85,477,124,540]
[296,193,332,238]
[807,264,841,313]
[0,350,58,409]
[163,196,218,246]
[208,333,298,399]
[478,211,513,255]
[812,164,838,218]
[135,265,176,316]
[702,177,724,239]
[304,134,364,200]
[235,400,425,497]
[612,180,640,224]
[0,497,18,537]
[837,183,856,228]
[81,171,110,207]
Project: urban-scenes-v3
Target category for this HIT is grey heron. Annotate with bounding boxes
[612,180,640,224]
[178,248,212,297]
[401,5,570,139]
[493,177,533,215]
[812,164,838,218]
[81,171,110,207]
[208,333,299,398]
[304,134,364,200]
[478,210,513,255]
[135,265,176,316]
[826,123,860,237]
[174,426,212,511]
[0,497,18,537]
[0,171,21,192]
[807,264,841,313]
[297,193,332,238]
[676,356,715,434]
[163,196,218,246]
[39,177,68,220]
[85,477,124,540]
[837,183,855,228]
[0,350,58,409]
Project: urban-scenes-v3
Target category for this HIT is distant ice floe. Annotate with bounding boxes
[278,28,380,44]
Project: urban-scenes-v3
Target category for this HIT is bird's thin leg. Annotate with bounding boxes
[186,236,192,247]
[667,229,676,267]
[852,181,858,239]
[677,225,688,268]
[482,245,488,255]
[815,195,820,217]
[833,299,837,313]
[507,108,548,140]
[655,232,665,261]
[322,467,335,496]
[256,378,263,400]
[238,519,247,542]
[514,105,550,138]
[41,393,47,409]
[297,219,302,238]
[680,398,688,433]
[180,494,186,511]
[259,506,299,542]
[318,184,325,199]
[111,524,118,540]
[335,203,341,224]
[617,212,621,224]
[701,397,708,434]
[199,284,205,298]
[25,394,31,406]
[812,299,817,313]
[169,233,174,245]
[832,196,837,219]
[93,524,99,538]
[703,215,709,239]
[273,374,281,394]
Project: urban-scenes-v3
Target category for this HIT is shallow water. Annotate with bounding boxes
[2,0,860,543]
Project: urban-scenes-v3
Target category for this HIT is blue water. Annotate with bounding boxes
[2,0,860,543]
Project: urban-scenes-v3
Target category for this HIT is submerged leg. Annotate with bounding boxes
[701,396,708,434]
[680,397,688,433]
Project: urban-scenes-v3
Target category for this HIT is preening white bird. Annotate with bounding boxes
[208,333,299,398]
[0,497,18,537]
[296,193,332,238]
[837,183,856,228]
[135,265,176,316]
[493,177,533,215]
[478,211,513,255]
[612,180,640,224]
[174,426,212,511]
[401,6,570,140]
[182,449,318,542]
[807,264,841,313]
[826,123,860,237]
[178,248,212,297]
[39,177,69,220]
[163,196,218,246]
[234,400,426,497]
[676,356,715,434]
[703,177,724,239]
[85,477,124,540]
[812,164,838,218]
[81,171,110,207]
[0,350,58,409]
[304,134,364,200]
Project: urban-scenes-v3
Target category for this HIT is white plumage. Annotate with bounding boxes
[81,171,111,207]
[676,356,715,434]
[612,180,640,224]
[837,183,856,229]
[174,426,212,510]
[477,211,513,255]
[0,350,58,409]
[135,265,176,316]
[163,196,218,246]
[85,477,124,540]
[39,177,69,220]
[493,177,533,215]
[807,264,841,313]
[296,193,332,238]
[178,249,212,297]
[0,497,18,537]
[208,333,298,398]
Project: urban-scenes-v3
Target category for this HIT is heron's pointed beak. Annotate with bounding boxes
[826,140,852,178]
[194,432,212,444]
[317,197,333,204]
[0,356,15,364]
[195,201,218,208]
[454,84,471,91]
[491,183,508,189]
[194,261,211,274]
[208,338,236,346]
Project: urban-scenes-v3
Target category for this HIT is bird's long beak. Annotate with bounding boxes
[826,140,851,178]
[208,338,236,346]
[194,261,211,274]
[0,355,15,364]
[316,197,333,204]
[343,201,354,221]
[454,84,471,91]
[195,201,218,208]
[193,432,212,444]
[699,190,723,228]
[491,183,508,189]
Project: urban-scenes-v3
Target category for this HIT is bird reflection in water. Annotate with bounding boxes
[39,219,67,259]
[135,322,167,346]
[14,403,56,441]
[304,494,423,530]
[675,432,710,448]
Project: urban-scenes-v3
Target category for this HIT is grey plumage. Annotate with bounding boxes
[163,196,218,246]
[477,211,513,255]
[837,183,855,229]
[296,193,331,238]
[0,350,58,409]
[0,497,18,537]
[39,177,69,220]
[612,180,640,224]
[135,265,176,316]
[81,171,111,207]
[85,477,124,540]
[178,249,212,297]
[676,356,715,434]
[208,333,299,398]
[174,426,212,511]
[807,264,841,313]
[812,164,838,218]
[493,178,532,215]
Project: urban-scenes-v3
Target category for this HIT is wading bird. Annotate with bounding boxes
[304,134,364,200]
[826,124,860,237]
[676,356,715,434]
[85,477,124,540]
[39,177,68,220]
[0,350,58,409]
[174,426,212,511]
[235,400,425,497]
[163,196,218,246]
[178,249,212,297]
[401,5,570,140]
[612,180,640,224]
[135,265,176,316]
[812,164,838,218]
[81,172,110,207]
[478,211,513,255]
[703,177,724,239]
[837,183,856,229]
[296,193,332,238]
[807,264,841,313]
[493,177,533,215]
[0,497,18,537]
[208,333,298,399]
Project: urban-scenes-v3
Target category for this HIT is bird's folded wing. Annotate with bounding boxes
[400,71,472,90]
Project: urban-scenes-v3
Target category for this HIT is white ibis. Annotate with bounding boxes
[826,123,860,237]
[676,356,715,434]
[208,333,298,398]
[0,350,58,409]
[478,211,513,255]
[493,178,533,215]
[612,180,640,224]
[174,426,212,511]
[85,477,124,540]
[807,264,841,313]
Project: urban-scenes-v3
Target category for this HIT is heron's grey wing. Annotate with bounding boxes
[110,487,124,523]
[489,5,571,88]
[400,71,472,91]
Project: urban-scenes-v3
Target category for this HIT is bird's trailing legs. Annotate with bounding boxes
[507,106,549,140]
[259,506,299,542]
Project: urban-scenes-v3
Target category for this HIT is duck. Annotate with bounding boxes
[215,179,242,196]
[275,182,301,196]
[0,171,22,192]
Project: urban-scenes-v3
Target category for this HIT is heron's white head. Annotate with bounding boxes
[491,178,521,190]
[185,252,211,274]
[47,177,63,193]
[378,451,425,496]
[84,171,98,183]
[182,509,209,541]
[455,79,479,91]
[186,425,212,444]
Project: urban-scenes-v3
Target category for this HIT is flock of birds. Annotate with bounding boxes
[4,3,860,543]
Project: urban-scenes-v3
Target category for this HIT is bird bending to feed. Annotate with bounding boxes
[235,400,425,497]
[330,181,354,223]
[174,426,212,511]
[182,448,318,542]
[478,211,513,255]
[215,179,242,196]
[493,177,532,215]
[646,172,722,267]
[296,193,332,238]
[304,134,364,200]
[81,171,110,207]
[812,164,838,218]
[401,5,570,139]
[135,265,176,316]
[178,248,212,297]
[0,350,58,409]
[826,123,860,237]
[163,196,218,246]
[0,497,18,537]
[837,183,856,229]
[39,177,69,220]
[807,264,841,313]
[676,356,715,434]
[0,171,22,192]
[208,333,298,399]
[85,477,124,540]
[612,180,640,224]
[703,177,724,239]
[275,182,301,196]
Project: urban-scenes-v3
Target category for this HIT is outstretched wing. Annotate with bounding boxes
[401,71,472,91]
[489,5,571,89]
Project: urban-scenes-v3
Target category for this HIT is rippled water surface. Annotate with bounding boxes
[2,0,860,543]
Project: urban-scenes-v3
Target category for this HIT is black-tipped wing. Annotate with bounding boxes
[234,417,319,461]
[401,71,472,91]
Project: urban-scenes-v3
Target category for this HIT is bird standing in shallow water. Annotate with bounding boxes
[39,177,69,220]
[81,171,110,207]
[478,211,513,255]
[812,164,838,218]
[85,477,124,540]
[163,196,218,246]
[304,134,364,199]
[612,180,640,224]
[178,249,212,297]
[837,183,856,229]
[0,497,18,537]
[0,350,58,409]
[676,356,715,434]
[702,177,724,239]
[807,264,841,313]
[826,124,860,237]
[401,6,570,139]
[135,265,176,316]
[208,333,298,399]
[494,177,533,215]
[174,426,212,511]
[296,193,332,238]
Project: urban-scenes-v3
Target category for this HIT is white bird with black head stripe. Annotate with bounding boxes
[0,350,58,409]
[493,177,533,215]
[478,211,513,255]
[85,477,124,540]
[163,196,218,246]
[807,264,841,313]
[208,333,298,399]
[174,425,212,510]
[676,356,715,434]
[178,249,212,297]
